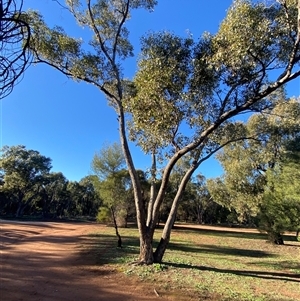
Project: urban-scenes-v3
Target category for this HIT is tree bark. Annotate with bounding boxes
[139,231,154,264]
[16,202,26,218]
[111,206,122,248]
[268,231,284,245]
[147,152,157,227]
[153,162,198,263]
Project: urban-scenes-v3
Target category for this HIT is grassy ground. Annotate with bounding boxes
[82,224,300,301]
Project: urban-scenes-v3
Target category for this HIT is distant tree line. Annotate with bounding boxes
[1,119,299,245]
[0,144,228,224]
[0,145,101,218]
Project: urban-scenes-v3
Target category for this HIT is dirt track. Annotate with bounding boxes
[0,220,171,301]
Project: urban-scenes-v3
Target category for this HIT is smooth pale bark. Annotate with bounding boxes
[117,105,156,263]
[147,152,157,227]
[153,163,199,263]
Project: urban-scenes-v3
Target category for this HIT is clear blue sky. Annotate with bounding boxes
[1,0,299,182]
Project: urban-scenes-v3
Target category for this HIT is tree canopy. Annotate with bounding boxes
[0,145,52,216]
[259,150,300,243]
[207,99,300,242]
[0,145,101,218]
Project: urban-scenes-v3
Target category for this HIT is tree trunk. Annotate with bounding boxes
[268,231,284,245]
[153,203,176,263]
[197,206,204,224]
[111,206,122,248]
[154,163,198,263]
[15,202,25,218]
[147,152,157,227]
[139,232,154,264]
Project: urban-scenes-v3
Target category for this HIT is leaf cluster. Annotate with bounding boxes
[125,0,300,161]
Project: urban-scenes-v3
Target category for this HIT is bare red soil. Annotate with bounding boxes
[0,220,173,301]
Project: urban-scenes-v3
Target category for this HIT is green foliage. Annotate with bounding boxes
[212,0,298,71]
[91,142,125,180]
[91,142,133,227]
[96,206,111,223]
[0,145,52,217]
[259,153,300,242]
[208,99,300,225]
[23,0,157,103]
[125,32,193,152]
[0,145,101,218]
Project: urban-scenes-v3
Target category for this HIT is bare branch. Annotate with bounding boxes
[0,0,32,98]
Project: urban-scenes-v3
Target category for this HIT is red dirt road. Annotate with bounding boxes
[0,221,171,301]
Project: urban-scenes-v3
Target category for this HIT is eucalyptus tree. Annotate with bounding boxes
[259,151,300,244]
[40,172,69,217]
[189,175,215,225]
[79,175,102,216]
[207,98,300,225]
[92,142,131,227]
[0,0,31,98]
[127,2,300,261]
[207,99,300,243]
[23,0,300,263]
[0,145,52,217]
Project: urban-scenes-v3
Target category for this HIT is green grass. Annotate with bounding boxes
[81,225,300,301]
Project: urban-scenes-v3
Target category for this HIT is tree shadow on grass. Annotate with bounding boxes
[79,232,299,285]
[79,232,276,266]
[163,261,300,283]
[79,233,141,265]
[172,224,298,242]
[248,260,300,273]
[167,241,277,258]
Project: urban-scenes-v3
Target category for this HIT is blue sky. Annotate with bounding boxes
[1,0,299,182]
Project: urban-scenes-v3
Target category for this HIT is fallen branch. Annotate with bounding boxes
[154,288,160,297]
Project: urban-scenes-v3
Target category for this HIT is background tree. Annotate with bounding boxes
[96,169,132,227]
[92,142,132,227]
[0,145,101,218]
[0,145,52,217]
[207,99,300,241]
[258,139,300,243]
[78,175,102,216]
[37,172,69,218]
[24,0,300,263]
[0,0,31,98]
[187,175,220,225]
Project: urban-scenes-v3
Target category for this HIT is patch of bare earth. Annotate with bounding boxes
[0,221,179,301]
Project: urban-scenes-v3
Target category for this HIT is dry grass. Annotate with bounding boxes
[85,224,300,301]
